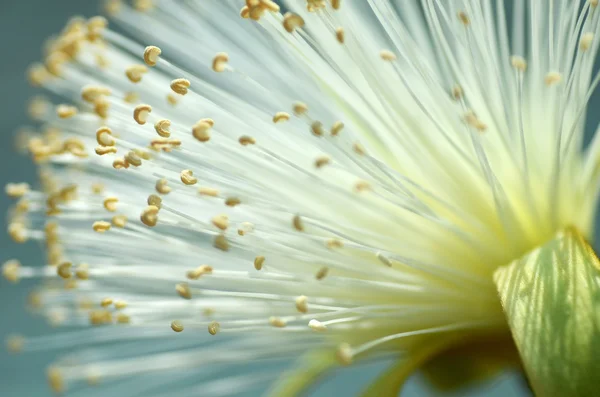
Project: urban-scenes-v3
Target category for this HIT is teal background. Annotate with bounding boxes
[1,1,597,396]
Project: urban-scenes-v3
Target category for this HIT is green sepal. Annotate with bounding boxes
[494,228,600,397]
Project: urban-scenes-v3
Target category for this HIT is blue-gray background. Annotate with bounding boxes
[0,1,597,396]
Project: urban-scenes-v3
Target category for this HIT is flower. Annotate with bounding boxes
[4,0,600,395]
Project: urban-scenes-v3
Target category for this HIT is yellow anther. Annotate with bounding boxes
[353,142,366,155]
[310,121,324,137]
[214,234,230,251]
[208,321,220,335]
[331,0,341,10]
[125,64,148,83]
[5,183,30,198]
[111,215,127,228]
[238,135,256,146]
[170,78,191,95]
[580,32,594,51]
[8,222,28,243]
[225,197,241,207]
[27,63,51,87]
[154,119,171,137]
[283,12,305,33]
[57,262,72,279]
[133,104,152,125]
[376,252,393,267]
[93,221,111,233]
[45,51,69,77]
[140,205,159,227]
[212,52,229,72]
[91,183,104,194]
[95,54,110,69]
[48,367,65,394]
[203,308,215,317]
[240,5,250,18]
[96,146,117,156]
[254,255,265,270]
[116,313,130,324]
[337,343,353,365]
[192,121,211,142]
[326,238,344,249]
[124,151,142,167]
[186,264,213,280]
[75,263,89,280]
[114,300,127,309]
[6,334,25,354]
[308,319,327,331]
[154,179,171,195]
[452,84,464,100]
[134,0,154,12]
[100,298,113,307]
[591,0,599,7]
[293,102,308,116]
[103,197,118,212]
[314,156,330,168]
[295,295,308,313]
[269,316,287,328]
[315,266,329,280]
[211,214,229,230]
[2,260,20,283]
[199,187,219,197]
[545,72,562,86]
[87,15,108,37]
[354,180,371,192]
[89,309,112,325]
[306,0,326,12]
[335,27,345,43]
[81,85,111,103]
[510,55,527,72]
[380,50,397,61]
[171,320,184,332]
[464,110,487,132]
[273,112,290,123]
[96,126,115,146]
[457,10,470,25]
[176,282,192,299]
[124,91,139,103]
[94,98,110,119]
[56,104,77,119]
[180,169,198,185]
[166,93,179,106]
[112,158,129,169]
[293,215,304,231]
[147,194,162,209]
[28,96,50,120]
[15,199,29,214]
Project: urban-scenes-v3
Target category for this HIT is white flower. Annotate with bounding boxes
[5,0,600,395]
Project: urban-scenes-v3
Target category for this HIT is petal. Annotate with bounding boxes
[494,228,600,396]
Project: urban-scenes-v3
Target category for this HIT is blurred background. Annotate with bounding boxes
[0,1,597,396]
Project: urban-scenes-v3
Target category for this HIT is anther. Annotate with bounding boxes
[380,50,397,61]
[254,255,265,270]
[211,214,229,230]
[240,5,250,18]
[295,295,308,313]
[48,367,65,394]
[293,102,308,116]
[283,12,305,33]
[199,187,219,197]
[57,262,72,279]
[75,264,89,280]
[56,104,77,119]
[331,0,341,9]
[116,314,130,324]
[125,151,142,167]
[112,215,127,228]
[147,194,162,209]
[186,265,213,280]
[133,104,152,125]
[510,56,527,72]
[81,85,111,103]
[5,183,30,198]
[225,197,241,207]
[212,52,229,72]
[337,343,353,365]
[457,11,470,26]
[353,142,366,155]
[140,205,159,227]
[192,121,211,142]
[100,298,113,307]
[167,94,179,106]
[580,32,594,52]
[269,317,287,328]
[335,27,345,43]
[208,321,220,335]
[315,266,329,280]
[238,135,256,146]
[311,121,324,137]
[6,334,25,354]
[96,146,117,155]
[124,92,139,103]
[545,72,562,86]
[28,96,50,120]
[293,215,304,231]
[308,319,327,331]
[314,156,330,168]
[171,320,184,332]
[376,252,393,267]
[154,119,171,137]
[134,0,154,12]
[326,238,343,249]
[103,197,118,212]
[95,98,111,118]
[125,64,148,83]
[176,283,192,299]
[452,85,463,100]
[2,260,20,283]
[214,234,230,251]
[93,221,111,233]
[354,180,371,192]
[91,183,104,194]
[170,78,191,95]
[114,300,127,309]
[180,169,198,185]
[273,112,290,123]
